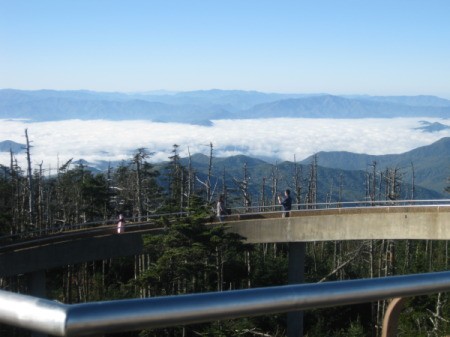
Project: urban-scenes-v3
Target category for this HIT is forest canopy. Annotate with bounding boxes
[0,142,449,336]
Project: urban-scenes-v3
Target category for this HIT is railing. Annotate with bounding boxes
[228,199,450,215]
[4,200,449,239]
[2,199,450,252]
[1,271,450,336]
[0,211,188,249]
[1,200,450,335]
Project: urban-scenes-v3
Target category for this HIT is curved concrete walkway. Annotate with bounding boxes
[227,206,450,243]
[1,205,450,277]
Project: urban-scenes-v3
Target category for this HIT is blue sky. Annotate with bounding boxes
[1,0,450,97]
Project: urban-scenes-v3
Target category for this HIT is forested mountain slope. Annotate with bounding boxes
[178,152,445,204]
[300,137,450,195]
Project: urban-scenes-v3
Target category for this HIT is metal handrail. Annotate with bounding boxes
[3,200,449,241]
[228,199,450,214]
[1,271,450,336]
[2,200,450,251]
[0,211,188,246]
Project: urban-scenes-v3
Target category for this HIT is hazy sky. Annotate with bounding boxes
[1,0,450,97]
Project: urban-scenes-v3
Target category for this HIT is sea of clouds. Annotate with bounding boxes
[1,118,449,172]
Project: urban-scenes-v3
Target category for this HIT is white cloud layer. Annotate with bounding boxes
[1,118,449,172]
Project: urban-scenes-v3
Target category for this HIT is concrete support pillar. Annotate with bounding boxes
[28,270,46,298]
[27,271,47,337]
[287,242,306,337]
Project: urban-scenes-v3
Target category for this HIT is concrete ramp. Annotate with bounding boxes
[0,232,143,277]
[227,206,450,243]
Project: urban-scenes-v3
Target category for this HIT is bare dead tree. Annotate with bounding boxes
[195,143,215,204]
[378,170,384,201]
[36,161,44,230]
[427,292,448,336]
[206,142,213,202]
[9,150,20,233]
[270,162,280,208]
[132,148,148,220]
[366,161,377,205]
[384,166,403,201]
[25,128,35,227]
[371,161,377,204]
[410,161,416,200]
[233,162,251,210]
[293,155,303,209]
[338,173,344,207]
[306,154,318,208]
[318,242,366,283]
[326,180,334,206]
[365,169,370,204]
[260,177,266,211]
[187,147,194,206]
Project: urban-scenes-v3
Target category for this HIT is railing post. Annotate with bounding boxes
[381,297,407,337]
[287,241,306,337]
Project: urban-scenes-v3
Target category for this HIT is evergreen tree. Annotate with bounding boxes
[112,149,161,220]
[0,165,12,235]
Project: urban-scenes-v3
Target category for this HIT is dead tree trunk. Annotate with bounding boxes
[271,163,279,209]
[410,161,416,200]
[306,155,318,208]
[25,129,34,227]
[260,177,266,211]
[206,142,213,203]
[195,143,215,204]
[293,156,303,209]
[233,162,251,210]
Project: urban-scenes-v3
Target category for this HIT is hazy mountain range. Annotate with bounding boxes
[1,89,450,125]
[1,89,448,200]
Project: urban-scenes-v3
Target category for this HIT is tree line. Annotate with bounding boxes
[0,137,449,336]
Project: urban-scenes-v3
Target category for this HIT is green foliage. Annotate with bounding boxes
[250,244,288,287]
[141,202,249,298]
[340,317,365,337]
[131,197,254,335]
[308,315,366,337]
[2,147,450,336]
[0,167,12,235]
[113,149,162,218]
[305,305,371,337]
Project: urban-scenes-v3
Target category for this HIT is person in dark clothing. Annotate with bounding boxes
[278,189,292,218]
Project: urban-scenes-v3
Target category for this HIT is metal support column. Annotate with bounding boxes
[287,242,306,337]
[382,297,407,337]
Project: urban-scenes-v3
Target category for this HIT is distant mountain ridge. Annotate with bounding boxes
[242,95,450,119]
[415,121,450,132]
[1,89,449,124]
[0,140,25,153]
